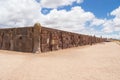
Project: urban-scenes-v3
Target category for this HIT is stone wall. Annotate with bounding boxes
[0,27,34,52]
[0,23,106,53]
[40,25,106,52]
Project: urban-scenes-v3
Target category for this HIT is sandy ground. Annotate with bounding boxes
[0,42,120,80]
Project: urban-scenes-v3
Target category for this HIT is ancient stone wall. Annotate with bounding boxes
[0,27,34,52]
[0,23,106,53]
[40,26,106,52]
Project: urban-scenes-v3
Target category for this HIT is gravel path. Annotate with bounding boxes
[0,42,120,80]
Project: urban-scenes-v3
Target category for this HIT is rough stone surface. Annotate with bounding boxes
[33,23,41,53]
[0,23,106,53]
[0,27,34,52]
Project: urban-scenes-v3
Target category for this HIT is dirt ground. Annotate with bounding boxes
[0,42,120,80]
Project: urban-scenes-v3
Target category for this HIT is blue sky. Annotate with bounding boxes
[41,0,120,18]
[41,0,120,39]
[0,0,120,39]
[81,0,120,18]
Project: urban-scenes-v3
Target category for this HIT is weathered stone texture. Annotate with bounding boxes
[0,27,34,52]
[0,23,106,53]
[41,28,51,52]
[33,23,41,53]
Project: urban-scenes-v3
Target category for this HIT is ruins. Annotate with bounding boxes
[0,23,106,53]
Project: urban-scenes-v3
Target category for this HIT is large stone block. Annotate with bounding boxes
[14,35,33,52]
[33,23,41,53]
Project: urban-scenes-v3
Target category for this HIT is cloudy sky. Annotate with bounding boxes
[0,0,120,39]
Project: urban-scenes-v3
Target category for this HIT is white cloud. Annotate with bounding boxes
[40,0,83,8]
[102,33,120,39]
[102,20,114,33]
[90,18,105,26]
[42,6,95,33]
[110,7,120,27]
[0,0,44,28]
[111,6,120,18]
[0,0,120,39]
[41,6,110,37]
[101,6,120,34]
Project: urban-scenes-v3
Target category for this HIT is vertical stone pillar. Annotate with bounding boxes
[33,23,41,53]
[9,30,14,50]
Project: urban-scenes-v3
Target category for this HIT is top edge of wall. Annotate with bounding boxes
[0,24,100,38]
[0,26,33,30]
[42,26,96,37]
